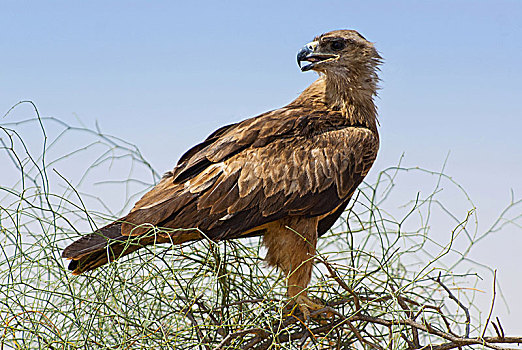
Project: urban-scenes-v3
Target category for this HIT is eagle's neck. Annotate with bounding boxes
[325,69,379,132]
[293,68,379,133]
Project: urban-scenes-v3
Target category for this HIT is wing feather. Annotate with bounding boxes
[120,104,378,242]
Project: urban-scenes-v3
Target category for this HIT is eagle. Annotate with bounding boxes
[62,29,382,317]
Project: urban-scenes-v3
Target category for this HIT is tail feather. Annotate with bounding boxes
[62,221,145,275]
[63,220,202,275]
[62,222,123,260]
[66,240,143,275]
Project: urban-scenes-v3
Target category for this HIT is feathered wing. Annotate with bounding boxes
[63,104,379,274]
[122,106,378,240]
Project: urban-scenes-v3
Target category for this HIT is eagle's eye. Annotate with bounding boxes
[330,40,345,51]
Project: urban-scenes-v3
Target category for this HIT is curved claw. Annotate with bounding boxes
[294,295,325,321]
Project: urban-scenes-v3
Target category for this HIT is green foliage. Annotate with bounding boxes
[1,102,520,349]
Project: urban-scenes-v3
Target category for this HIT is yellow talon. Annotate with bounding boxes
[293,295,325,320]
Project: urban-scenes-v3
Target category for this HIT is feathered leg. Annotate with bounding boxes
[263,217,323,319]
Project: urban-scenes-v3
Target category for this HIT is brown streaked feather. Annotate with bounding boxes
[117,119,377,243]
[62,222,123,260]
[63,29,382,277]
[90,105,378,247]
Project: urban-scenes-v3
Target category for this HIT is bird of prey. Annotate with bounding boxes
[63,29,382,316]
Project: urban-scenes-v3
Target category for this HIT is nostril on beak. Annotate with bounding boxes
[307,41,318,51]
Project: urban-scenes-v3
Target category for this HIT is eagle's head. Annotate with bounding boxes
[297,30,381,76]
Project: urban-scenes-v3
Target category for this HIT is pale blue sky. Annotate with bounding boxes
[1,0,521,332]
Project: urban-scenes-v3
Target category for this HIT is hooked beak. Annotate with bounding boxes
[297,41,339,72]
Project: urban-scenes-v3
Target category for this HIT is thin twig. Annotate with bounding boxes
[434,273,471,338]
[482,270,497,338]
[215,328,269,349]
[319,257,361,311]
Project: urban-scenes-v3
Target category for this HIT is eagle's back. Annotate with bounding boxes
[120,78,379,241]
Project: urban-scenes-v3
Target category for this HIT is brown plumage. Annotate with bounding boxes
[62,29,382,315]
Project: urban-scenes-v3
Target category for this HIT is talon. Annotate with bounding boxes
[294,295,325,321]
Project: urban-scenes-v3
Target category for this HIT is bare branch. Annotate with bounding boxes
[483,270,498,338]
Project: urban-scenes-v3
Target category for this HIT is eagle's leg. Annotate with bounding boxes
[287,260,324,320]
[263,217,323,319]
